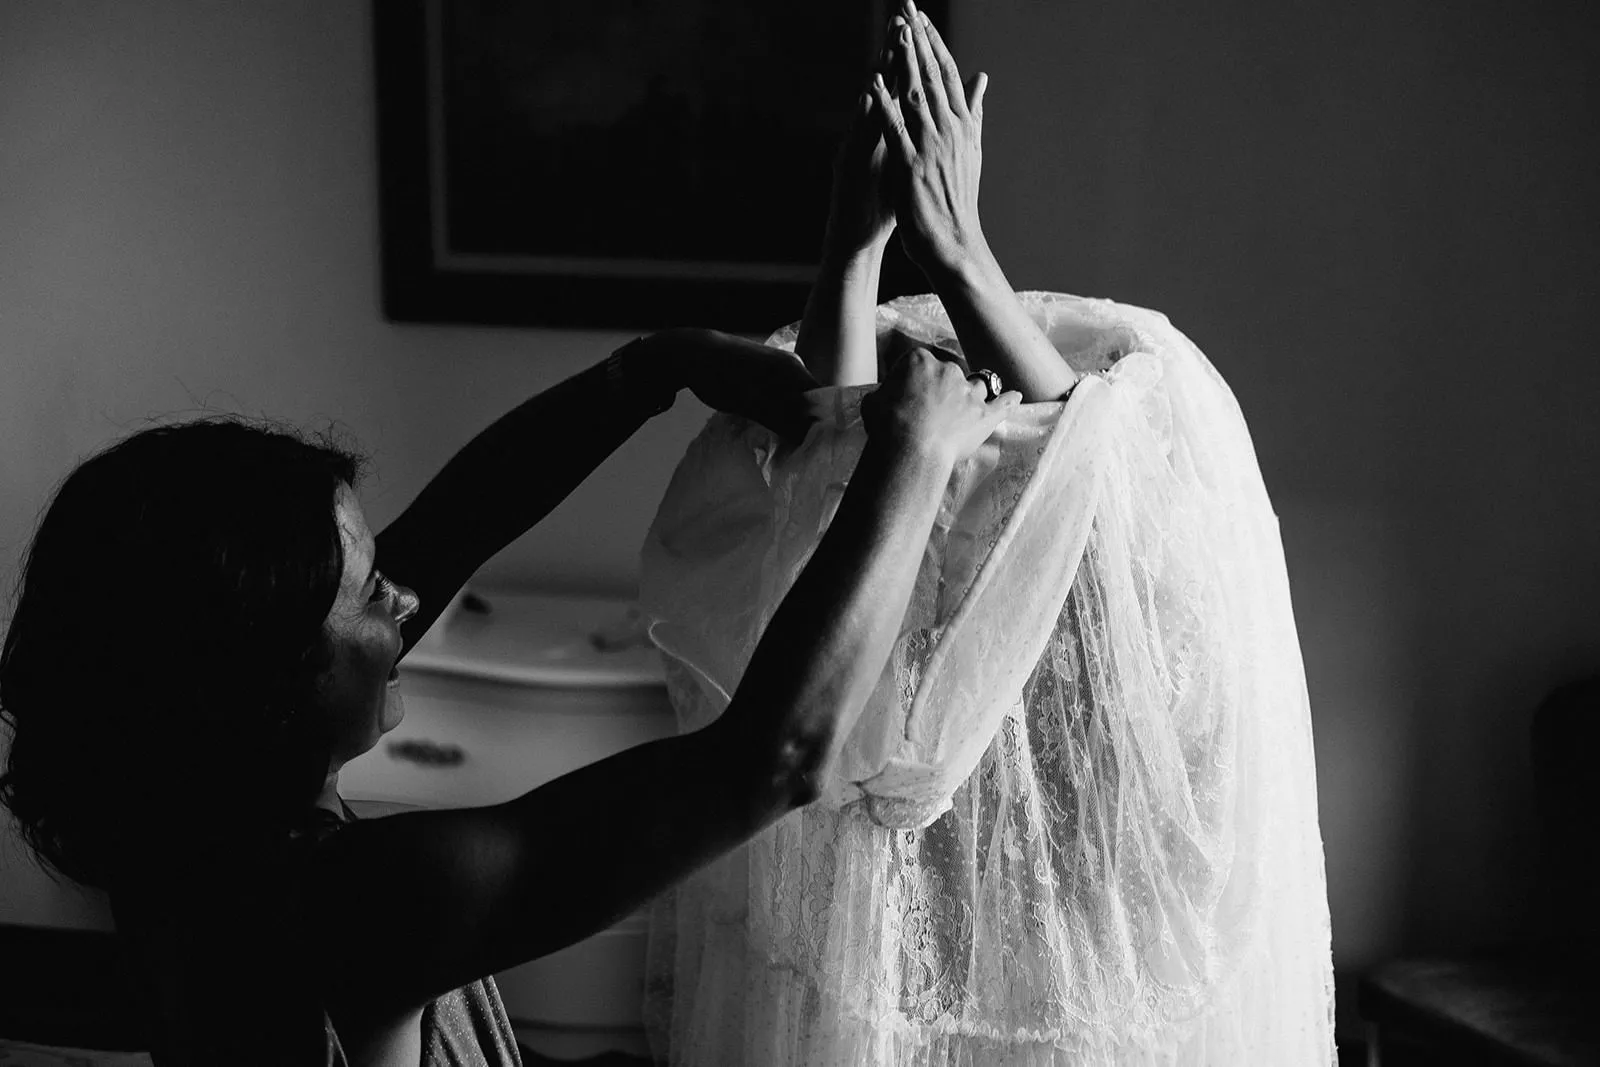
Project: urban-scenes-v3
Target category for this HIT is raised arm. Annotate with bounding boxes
[374,352,668,649]
[309,352,1019,1026]
[796,238,889,388]
[872,1,1080,402]
[795,33,903,386]
[377,328,818,651]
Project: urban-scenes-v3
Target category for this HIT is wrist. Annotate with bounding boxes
[820,232,890,275]
[865,423,959,482]
[610,334,681,417]
[922,230,1001,291]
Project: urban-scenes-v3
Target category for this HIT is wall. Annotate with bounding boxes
[955,0,1599,1018]
[0,0,713,601]
[2,0,1596,1046]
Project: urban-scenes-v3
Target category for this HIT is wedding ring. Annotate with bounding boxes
[969,368,1003,401]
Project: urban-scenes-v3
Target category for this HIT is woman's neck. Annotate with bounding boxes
[314,770,348,820]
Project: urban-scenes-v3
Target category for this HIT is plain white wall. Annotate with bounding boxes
[2,0,1596,1046]
[0,0,714,600]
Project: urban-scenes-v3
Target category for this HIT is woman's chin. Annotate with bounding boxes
[379,689,406,734]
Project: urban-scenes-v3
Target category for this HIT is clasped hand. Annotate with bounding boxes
[629,3,1008,462]
[869,0,990,275]
[824,0,988,274]
[863,346,1020,465]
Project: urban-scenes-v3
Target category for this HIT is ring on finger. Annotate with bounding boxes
[968,368,1003,401]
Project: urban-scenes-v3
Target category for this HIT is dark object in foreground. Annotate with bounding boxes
[0,922,147,1049]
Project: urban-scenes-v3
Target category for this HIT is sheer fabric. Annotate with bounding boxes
[639,293,1336,1065]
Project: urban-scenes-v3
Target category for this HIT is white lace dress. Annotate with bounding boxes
[638,293,1337,1066]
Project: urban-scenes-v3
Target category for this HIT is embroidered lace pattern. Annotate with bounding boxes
[639,293,1337,1065]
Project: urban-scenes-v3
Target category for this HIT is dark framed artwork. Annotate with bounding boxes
[373,0,947,332]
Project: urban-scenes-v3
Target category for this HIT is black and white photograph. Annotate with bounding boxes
[0,1,1595,1065]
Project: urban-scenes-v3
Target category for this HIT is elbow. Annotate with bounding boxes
[787,770,823,810]
[714,696,831,813]
[770,735,829,811]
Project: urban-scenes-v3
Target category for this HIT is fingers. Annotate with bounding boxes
[840,88,872,152]
[964,72,988,124]
[891,11,934,138]
[921,15,973,121]
[977,390,1024,436]
[902,1,950,121]
[876,24,899,96]
[869,73,916,167]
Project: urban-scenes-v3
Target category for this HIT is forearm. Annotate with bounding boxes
[385,352,670,579]
[795,241,888,387]
[722,434,953,799]
[927,243,1080,402]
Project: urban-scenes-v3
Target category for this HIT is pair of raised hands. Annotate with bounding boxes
[826,0,989,274]
[642,4,1014,463]
[825,3,1014,461]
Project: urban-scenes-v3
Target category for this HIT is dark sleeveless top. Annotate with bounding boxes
[109,801,523,1066]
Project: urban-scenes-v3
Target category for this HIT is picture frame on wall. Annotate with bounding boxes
[373,0,947,332]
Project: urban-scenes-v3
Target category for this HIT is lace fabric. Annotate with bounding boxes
[639,293,1337,1065]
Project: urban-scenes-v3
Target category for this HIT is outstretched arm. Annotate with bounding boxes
[873,1,1079,402]
[310,351,1021,1026]
[375,353,667,649]
[378,330,817,650]
[796,35,904,387]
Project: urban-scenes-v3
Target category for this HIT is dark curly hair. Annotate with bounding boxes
[0,416,367,889]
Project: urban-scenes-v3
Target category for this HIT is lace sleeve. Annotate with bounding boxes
[640,368,1113,830]
[641,293,1336,1065]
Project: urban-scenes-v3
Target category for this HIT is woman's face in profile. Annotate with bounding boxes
[317,484,417,763]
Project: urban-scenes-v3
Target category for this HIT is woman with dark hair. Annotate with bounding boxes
[0,273,1019,1059]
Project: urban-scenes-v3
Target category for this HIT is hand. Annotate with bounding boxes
[655,329,821,443]
[861,346,1021,465]
[822,79,897,258]
[870,1,990,275]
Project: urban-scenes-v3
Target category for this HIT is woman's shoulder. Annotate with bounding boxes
[113,804,346,907]
[107,808,356,1063]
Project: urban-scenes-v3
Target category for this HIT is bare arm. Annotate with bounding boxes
[376,355,668,653]
[873,2,1079,401]
[796,56,901,387]
[796,242,888,386]
[311,353,1016,1024]
[925,245,1079,401]
[378,330,817,654]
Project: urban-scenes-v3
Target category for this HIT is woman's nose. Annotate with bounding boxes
[393,583,420,625]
